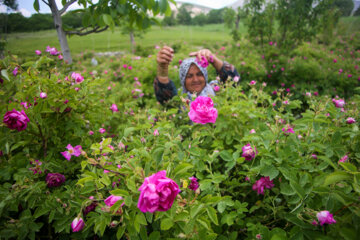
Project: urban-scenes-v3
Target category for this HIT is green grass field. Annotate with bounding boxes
[6,24,241,58]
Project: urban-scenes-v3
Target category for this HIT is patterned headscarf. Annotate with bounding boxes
[179,58,215,99]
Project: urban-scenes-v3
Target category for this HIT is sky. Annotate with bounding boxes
[0,0,239,17]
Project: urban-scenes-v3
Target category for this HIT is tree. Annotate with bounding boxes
[162,11,177,26]
[0,0,18,10]
[176,4,192,25]
[332,0,354,16]
[33,0,174,64]
[207,8,225,24]
[224,7,245,41]
[192,13,207,26]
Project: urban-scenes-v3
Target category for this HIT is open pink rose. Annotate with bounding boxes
[188,96,218,124]
[252,176,274,195]
[105,195,124,207]
[317,211,336,225]
[71,72,84,84]
[332,98,345,108]
[110,104,119,112]
[3,109,30,131]
[71,217,85,232]
[138,170,180,213]
[61,144,82,161]
[242,144,257,161]
[46,173,65,187]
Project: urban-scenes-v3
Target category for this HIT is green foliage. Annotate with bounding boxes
[333,0,355,16]
[0,19,360,239]
[176,4,192,25]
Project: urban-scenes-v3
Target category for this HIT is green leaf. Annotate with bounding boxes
[331,131,342,145]
[149,231,161,240]
[190,203,204,218]
[33,0,40,12]
[260,165,279,180]
[102,14,113,26]
[280,183,296,196]
[160,218,173,230]
[33,207,49,219]
[290,181,305,199]
[323,172,352,186]
[116,226,125,240]
[206,207,218,225]
[124,127,136,137]
[220,150,233,162]
[339,162,357,172]
[135,212,148,225]
[1,69,9,81]
[110,189,130,197]
[172,163,193,178]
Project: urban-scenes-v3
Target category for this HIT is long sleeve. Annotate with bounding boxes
[217,61,240,83]
[153,77,178,104]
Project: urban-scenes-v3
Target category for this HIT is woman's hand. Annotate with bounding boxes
[156,46,174,84]
[189,49,223,72]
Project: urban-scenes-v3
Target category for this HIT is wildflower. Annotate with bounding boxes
[110,104,119,112]
[316,211,336,226]
[252,176,274,195]
[346,117,356,124]
[61,144,82,161]
[188,176,199,191]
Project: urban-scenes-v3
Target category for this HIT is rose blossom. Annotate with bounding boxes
[71,72,84,84]
[110,104,119,112]
[282,127,295,134]
[71,217,85,232]
[3,109,30,131]
[346,117,356,124]
[35,50,42,55]
[332,98,345,108]
[250,129,256,134]
[61,144,82,161]
[13,67,18,76]
[104,195,124,207]
[233,76,239,83]
[88,131,94,135]
[40,92,47,99]
[153,129,159,136]
[196,56,209,68]
[46,173,65,187]
[188,96,218,124]
[137,170,180,213]
[252,176,274,195]
[213,85,220,92]
[188,176,199,191]
[250,80,256,85]
[99,128,106,134]
[316,211,336,226]
[242,144,257,161]
[339,155,348,163]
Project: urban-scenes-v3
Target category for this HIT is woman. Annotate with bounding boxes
[154,46,240,104]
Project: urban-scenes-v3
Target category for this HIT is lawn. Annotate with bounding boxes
[6,24,239,58]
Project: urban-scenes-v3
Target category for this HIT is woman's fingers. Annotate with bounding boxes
[157,46,174,64]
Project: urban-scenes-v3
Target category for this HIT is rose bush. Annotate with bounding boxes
[0,35,359,239]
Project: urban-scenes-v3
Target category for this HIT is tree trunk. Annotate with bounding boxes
[48,0,72,64]
[130,31,135,54]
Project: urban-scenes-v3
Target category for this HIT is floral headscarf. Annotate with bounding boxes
[179,58,215,99]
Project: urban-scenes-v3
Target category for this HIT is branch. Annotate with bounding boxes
[41,0,49,7]
[65,26,109,36]
[59,0,77,15]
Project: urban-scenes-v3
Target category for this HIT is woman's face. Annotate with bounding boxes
[184,64,206,94]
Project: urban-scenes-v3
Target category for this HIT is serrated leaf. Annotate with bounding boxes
[33,207,49,219]
[206,207,218,225]
[116,226,125,240]
[220,150,233,162]
[110,189,130,196]
[1,69,9,81]
[290,181,305,199]
[135,212,147,225]
[260,165,279,180]
[172,163,193,178]
[102,14,113,26]
[190,203,204,218]
[160,218,173,230]
[323,172,352,186]
[124,127,135,137]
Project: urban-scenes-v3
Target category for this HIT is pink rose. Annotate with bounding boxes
[46,173,65,187]
[13,67,18,76]
[188,96,218,124]
[35,50,42,55]
[233,76,240,83]
[332,98,345,108]
[339,155,348,163]
[71,217,85,232]
[252,176,274,195]
[110,104,119,112]
[99,128,106,134]
[61,144,82,161]
[138,170,180,213]
[346,117,356,124]
[71,72,84,84]
[188,176,199,191]
[213,85,220,92]
[242,144,257,161]
[316,211,336,226]
[40,92,47,99]
[196,56,209,68]
[104,195,124,207]
[153,129,159,136]
[3,109,30,131]
[88,131,94,135]
[250,80,256,85]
